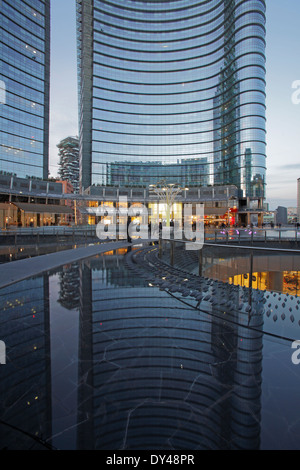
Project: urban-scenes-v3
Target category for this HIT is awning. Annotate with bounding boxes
[12,203,73,214]
[78,206,116,215]
[78,207,95,215]
[204,207,231,216]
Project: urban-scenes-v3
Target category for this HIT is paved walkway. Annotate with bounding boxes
[0,240,138,289]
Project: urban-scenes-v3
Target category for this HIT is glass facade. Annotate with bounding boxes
[77,0,266,198]
[0,0,50,180]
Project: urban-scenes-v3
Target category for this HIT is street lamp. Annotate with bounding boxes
[149,180,182,227]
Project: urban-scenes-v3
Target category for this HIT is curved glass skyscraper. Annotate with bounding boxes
[0,0,50,180]
[77,0,266,198]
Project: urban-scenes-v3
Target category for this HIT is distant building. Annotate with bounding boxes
[287,207,297,224]
[107,158,209,188]
[263,202,269,211]
[263,211,275,226]
[275,206,288,226]
[57,137,79,194]
[56,180,74,196]
[55,180,74,222]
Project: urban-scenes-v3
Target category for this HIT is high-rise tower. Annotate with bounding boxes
[77,0,266,198]
[0,0,50,180]
[57,136,80,193]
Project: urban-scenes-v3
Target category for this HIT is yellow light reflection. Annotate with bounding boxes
[229,271,300,295]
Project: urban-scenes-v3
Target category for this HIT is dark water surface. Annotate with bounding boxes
[1,249,300,450]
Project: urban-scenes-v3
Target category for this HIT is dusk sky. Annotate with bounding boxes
[49,0,300,210]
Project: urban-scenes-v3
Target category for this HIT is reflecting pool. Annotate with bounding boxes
[161,241,300,295]
[1,247,300,450]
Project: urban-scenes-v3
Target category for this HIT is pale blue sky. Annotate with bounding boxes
[49,0,300,210]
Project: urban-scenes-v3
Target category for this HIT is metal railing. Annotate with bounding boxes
[204,227,300,244]
[158,237,300,295]
[0,225,299,245]
[0,224,95,236]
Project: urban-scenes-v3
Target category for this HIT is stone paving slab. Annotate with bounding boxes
[0,241,136,289]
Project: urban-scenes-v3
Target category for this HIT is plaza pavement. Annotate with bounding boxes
[0,240,138,289]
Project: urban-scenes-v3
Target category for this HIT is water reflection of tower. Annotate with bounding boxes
[58,264,80,310]
[0,275,52,449]
[211,283,264,449]
[214,0,240,188]
[234,288,264,449]
[76,253,145,449]
[76,261,94,449]
[76,253,264,450]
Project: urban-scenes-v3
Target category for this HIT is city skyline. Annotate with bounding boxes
[49,0,300,210]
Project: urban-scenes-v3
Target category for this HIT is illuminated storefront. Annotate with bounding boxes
[0,202,73,228]
[229,271,300,295]
[80,184,240,229]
